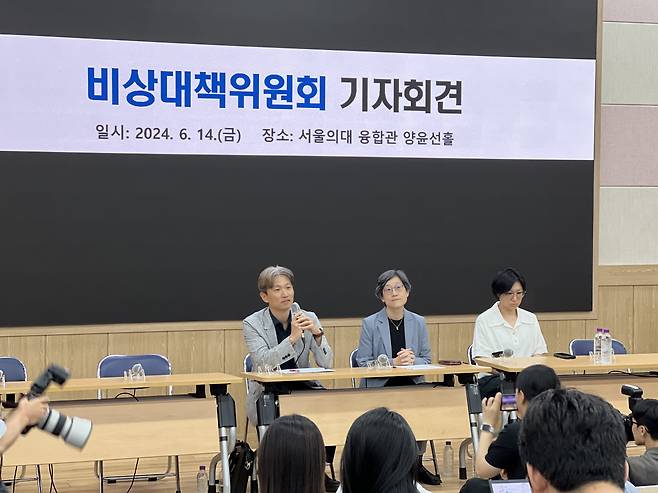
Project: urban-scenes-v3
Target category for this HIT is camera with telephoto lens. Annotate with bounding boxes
[621,384,644,442]
[23,364,93,448]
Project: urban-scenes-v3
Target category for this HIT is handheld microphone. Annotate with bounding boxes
[292,302,305,365]
[291,302,301,318]
[492,349,514,358]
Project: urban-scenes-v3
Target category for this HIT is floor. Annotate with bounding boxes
[0,442,471,492]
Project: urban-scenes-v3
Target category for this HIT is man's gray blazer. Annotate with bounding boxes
[356,307,432,388]
[243,306,333,423]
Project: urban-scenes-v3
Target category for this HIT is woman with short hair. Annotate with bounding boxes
[472,267,548,397]
[355,269,440,486]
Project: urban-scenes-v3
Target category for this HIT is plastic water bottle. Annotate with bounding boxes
[593,328,603,363]
[196,465,208,493]
[601,328,613,364]
[443,441,454,478]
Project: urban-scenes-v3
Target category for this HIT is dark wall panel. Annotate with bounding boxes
[0,153,593,325]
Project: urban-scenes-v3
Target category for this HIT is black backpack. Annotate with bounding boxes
[229,440,257,493]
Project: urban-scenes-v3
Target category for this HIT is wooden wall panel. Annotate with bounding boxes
[167,330,224,394]
[223,329,249,436]
[331,324,360,389]
[541,320,587,354]
[320,325,336,389]
[45,333,108,399]
[0,335,46,382]
[426,322,440,382]
[106,332,169,396]
[437,323,473,361]
[634,286,658,352]
[107,331,168,355]
[599,265,658,286]
[586,286,635,350]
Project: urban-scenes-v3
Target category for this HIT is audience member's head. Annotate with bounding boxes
[631,398,658,446]
[257,414,326,493]
[519,388,626,493]
[340,407,418,493]
[515,364,561,417]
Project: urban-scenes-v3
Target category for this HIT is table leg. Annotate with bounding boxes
[464,382,483,454]
[211,387,236,493]
[255,392,278,442]
[175,455,181,493]
[220,426,231,493]
[98,460,104,493]
[36,465,43,493]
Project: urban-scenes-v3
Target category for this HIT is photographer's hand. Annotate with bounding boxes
[482,392,503,430]
[18,396,49,426]
[0,396,49,454]
[475,392,504,478]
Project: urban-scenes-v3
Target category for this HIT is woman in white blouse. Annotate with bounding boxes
[472,268,548,397]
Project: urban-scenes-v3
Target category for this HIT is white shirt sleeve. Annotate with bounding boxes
[532,317,548,354]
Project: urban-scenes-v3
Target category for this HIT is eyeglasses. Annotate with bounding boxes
[383,284,406,295]
[502,290,526,299]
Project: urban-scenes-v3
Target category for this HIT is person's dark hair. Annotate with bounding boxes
[515,364,561,401]
[632,399,658,440]
[519,388,626,491]
[491,268,526,299]
[375,269,412,300]
[257,414,326,493]
[341,407,417,493]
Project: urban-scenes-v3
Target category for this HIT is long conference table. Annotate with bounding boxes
[476,353,658,413]
[5,355,655,492]
[243,364,490,450]
[0,373,242,493]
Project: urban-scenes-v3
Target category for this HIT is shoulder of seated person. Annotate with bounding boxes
[406,310,424,322]
[243,308,267,325]
[362,312,381,324]
[517,308,538,323]
[478,303,502,320]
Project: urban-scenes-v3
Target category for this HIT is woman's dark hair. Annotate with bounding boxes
[375,269,412,300]
[340,407,417,493]
[491,267,526,299]
[257,414,326,493]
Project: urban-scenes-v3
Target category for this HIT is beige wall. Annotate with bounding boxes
[599,1,658,264]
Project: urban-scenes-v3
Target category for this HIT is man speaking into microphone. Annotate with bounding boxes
[243,265,339,492]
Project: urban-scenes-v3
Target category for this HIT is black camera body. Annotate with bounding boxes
[28,364,69,398]
[621,384,644,442]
